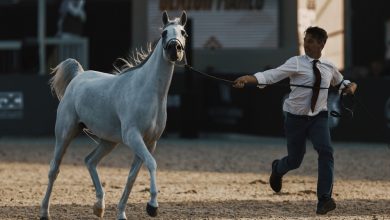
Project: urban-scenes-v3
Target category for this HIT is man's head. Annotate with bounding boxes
[304,26,328,59]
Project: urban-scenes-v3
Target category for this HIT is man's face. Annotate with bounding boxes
[303,33,324,59]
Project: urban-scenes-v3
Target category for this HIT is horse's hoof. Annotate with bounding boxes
[146,203,158,217]
[40,217,49,220]
[93,203,104,217]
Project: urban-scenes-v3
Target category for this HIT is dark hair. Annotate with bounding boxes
[305,26,328,44]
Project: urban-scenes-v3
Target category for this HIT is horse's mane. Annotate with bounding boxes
[113,18,182,75]
[113,42,155,75]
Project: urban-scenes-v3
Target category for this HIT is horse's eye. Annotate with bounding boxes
[181,30,188,37]
[162,30,167,38]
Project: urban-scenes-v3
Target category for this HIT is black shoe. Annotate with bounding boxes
[269,160,282,192]
[316,198,336,215]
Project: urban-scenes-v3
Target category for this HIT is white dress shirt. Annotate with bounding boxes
[254,55,350,116]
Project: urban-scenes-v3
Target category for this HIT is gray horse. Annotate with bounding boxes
[40,11,187,220]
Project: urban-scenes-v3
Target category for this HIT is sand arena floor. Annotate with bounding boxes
[0,134,389,219]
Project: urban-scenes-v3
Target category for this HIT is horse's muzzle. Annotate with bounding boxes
[165,39,183,61]
[166,39,183,51]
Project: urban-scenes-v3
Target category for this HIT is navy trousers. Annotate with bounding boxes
[276,111,334,200]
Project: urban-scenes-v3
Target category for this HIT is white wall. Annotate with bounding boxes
[298,0,345,70]
[147,0,279,49]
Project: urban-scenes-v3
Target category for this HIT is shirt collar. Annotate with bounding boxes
[305,55,322,63]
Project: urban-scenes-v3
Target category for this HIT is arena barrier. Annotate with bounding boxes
[1,74,389,142]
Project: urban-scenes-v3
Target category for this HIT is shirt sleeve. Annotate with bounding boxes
[254,57,297,88]
[330,63,351,92]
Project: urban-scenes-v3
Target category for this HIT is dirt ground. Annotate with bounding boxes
[0,134,389,220]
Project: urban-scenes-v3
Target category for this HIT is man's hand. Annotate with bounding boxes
[342,82,357,95]
[233,75,258,88]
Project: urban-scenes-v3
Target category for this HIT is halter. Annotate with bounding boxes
[163,38,185,51]
[161,22,186,52]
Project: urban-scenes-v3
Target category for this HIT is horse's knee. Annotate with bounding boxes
[84,153,92,166]
[144,157,157,171]
[84,156,94,170]
[48,168,60,181]
[48,159,61,179]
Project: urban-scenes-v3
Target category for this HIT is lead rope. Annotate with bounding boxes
[178,52,331,89]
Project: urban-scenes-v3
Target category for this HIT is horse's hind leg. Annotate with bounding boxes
[40,122,80,220]
[84,139,117,218]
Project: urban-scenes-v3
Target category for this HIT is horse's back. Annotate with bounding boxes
[75,70,116,84]
[65,70,115,96]
[72,71,119,109]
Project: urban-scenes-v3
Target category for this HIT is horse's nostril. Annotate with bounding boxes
[166,40,182,52]
[168,42,176,49]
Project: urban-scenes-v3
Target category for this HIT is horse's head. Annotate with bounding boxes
[161,11,187,63]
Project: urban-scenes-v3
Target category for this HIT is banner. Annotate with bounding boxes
[148,0,279,49]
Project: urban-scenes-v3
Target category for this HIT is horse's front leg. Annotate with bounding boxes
[84,139,117,218]
[117,155,143,220]
[118,132,158,219]
[145,141,158,215]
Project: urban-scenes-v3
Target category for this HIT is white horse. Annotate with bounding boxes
[40,11,187,220]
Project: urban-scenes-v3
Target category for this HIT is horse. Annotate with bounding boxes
[40,10,188,220]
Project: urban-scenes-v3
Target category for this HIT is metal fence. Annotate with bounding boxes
[45,37,89,70]
[0,41,22,74]
[0,37,89,74]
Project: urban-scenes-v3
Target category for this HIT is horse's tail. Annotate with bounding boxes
[49,58,84,100]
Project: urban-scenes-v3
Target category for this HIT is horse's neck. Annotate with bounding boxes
[136,40,174,98]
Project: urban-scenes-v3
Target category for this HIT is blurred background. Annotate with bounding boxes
[0,0,389,142]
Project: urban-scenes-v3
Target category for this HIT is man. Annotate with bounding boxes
[233,26,357,214]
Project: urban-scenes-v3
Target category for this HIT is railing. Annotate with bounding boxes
[0,37,89,74]
[23,36,89,74]
[0,40,22,74]
[45,37,89,69]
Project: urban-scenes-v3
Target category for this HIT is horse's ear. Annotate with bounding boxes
[180,11,187,26]
[162,11,169,26]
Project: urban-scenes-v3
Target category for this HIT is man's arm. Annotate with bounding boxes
[330,64,357,95]
[233,75,258,88]
[233,57,297,89]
